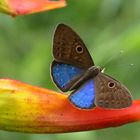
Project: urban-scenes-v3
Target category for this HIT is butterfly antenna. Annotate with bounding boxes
[101,49,124,68]
[101,68,106,73]
[115,63,135,70]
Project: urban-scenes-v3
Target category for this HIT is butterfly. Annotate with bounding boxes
[51,24,132,109]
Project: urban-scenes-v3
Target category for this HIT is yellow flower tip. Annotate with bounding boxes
[0,0,11,15]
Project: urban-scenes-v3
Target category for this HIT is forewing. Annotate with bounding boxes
[53,24,94,69]
[94,73,132,109]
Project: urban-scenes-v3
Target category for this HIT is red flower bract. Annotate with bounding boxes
[0,79,139,133]
[0,0,66,16]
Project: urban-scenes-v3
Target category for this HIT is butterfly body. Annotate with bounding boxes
[68,66,100,91]
[51,24,132,109]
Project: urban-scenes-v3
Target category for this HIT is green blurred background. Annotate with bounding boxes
[0,0,140,139]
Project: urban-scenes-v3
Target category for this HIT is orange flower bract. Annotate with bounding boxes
[0,79,139,133]
[0,0,66,16]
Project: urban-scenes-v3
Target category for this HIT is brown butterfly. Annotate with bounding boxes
[51,24,132,109]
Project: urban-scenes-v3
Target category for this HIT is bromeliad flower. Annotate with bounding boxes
[0,78,139,133]
[0,0,66,16]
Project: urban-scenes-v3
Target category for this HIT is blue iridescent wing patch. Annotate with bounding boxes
[69,79,95,109]
[51,61,84,92]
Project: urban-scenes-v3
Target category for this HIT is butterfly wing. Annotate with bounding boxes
[51,61,85,92]
[53,24,94,69]
[51,24,94,91]
[69,79,95,109]
[94,73,132,109]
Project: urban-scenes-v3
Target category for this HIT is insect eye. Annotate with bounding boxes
[108,82,115,88]
[75,45,83,54]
